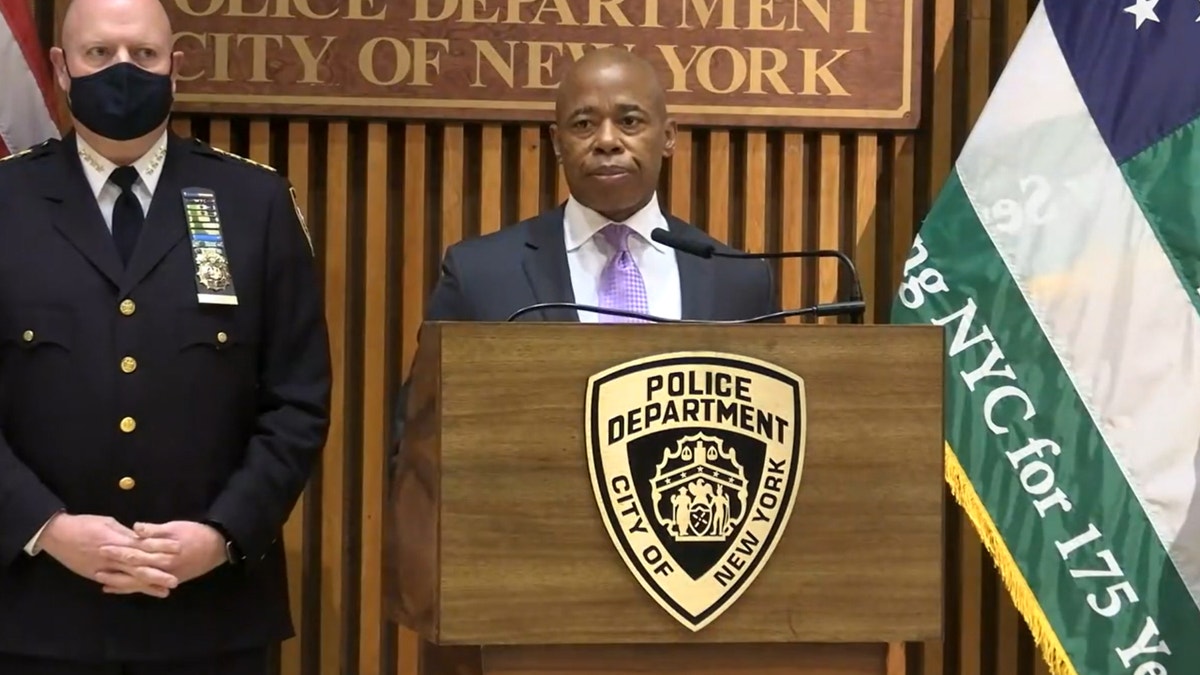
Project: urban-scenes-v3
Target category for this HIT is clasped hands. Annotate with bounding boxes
[38,514,227,598]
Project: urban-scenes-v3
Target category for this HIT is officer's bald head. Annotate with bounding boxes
[53,0,176,85]
[61,0,173,53]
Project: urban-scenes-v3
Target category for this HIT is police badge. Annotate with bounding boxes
[585,351,807,631]
[195,247,231,292]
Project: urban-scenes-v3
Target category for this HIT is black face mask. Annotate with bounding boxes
[66,62,173,141]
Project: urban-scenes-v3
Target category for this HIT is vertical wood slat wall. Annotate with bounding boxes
[37,0,1055,674]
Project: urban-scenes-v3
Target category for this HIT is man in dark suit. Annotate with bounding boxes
[422,47,777,324]
[0,0,331,673]
[390,47,778,450]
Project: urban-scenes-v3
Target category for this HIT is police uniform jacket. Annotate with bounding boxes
[0,132,331,662]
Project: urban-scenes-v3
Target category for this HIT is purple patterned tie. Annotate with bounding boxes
[596,223,650,322]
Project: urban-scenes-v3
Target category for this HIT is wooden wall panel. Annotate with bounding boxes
[34,0,1050,674]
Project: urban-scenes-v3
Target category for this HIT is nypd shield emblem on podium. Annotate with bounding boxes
[584,352,807,631]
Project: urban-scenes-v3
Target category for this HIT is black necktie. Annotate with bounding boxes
[110,166,143,266]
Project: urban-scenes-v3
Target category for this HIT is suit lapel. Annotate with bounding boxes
[520,208,580,321]
[670,218,716,321]
[120,133,189,296]
[44,134,124,288]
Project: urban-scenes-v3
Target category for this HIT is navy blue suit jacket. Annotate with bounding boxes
[389,206,779,453]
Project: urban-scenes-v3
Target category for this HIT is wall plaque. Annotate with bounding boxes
[167,0,922,129]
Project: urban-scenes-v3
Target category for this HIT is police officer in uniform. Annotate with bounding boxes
[0,0,331,673]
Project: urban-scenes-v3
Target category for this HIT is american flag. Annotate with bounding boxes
[0,0,59,157]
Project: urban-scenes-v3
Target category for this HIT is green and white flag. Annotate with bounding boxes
[890,2,1200,673]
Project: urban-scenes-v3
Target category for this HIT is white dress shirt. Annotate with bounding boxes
[75,130,168,229]
[22,132,168,557]
[563,192,682,322]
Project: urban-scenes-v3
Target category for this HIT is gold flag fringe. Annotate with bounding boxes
[943,443,1079,675]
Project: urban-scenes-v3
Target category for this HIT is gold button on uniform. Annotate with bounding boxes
[216,331,228,344]
[118,476,136,491]
[119,416,136,433]
[21,330,33,342]
[119,299,136,316]
[120,356,137,373]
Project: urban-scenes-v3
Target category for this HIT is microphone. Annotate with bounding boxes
[650,229,865,323]
[504,302,863,323]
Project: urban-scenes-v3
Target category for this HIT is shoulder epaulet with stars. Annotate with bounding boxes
[191,138,312,253]
[0,139,57,166]
[193,139,278,173]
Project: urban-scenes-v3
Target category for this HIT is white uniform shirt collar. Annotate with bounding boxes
[76,130,169,199]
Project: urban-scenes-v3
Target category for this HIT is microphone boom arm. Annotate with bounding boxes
[649,229,865,321]
[504,301,866,324]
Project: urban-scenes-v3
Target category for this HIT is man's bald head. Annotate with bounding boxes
[555,48,667,122]
[53,0,178,92]
[51,0,179,87]
[550,48,676,223]
[50,0,182,147]
[60,0,173,53]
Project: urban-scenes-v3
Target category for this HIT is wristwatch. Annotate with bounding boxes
[203,520,243,566]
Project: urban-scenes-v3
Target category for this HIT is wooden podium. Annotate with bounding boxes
[387,322,944,675]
